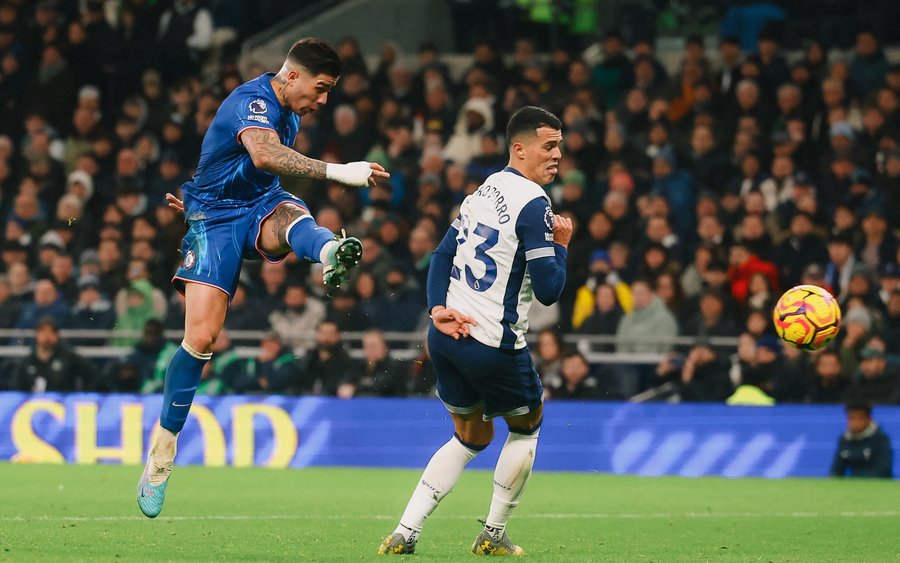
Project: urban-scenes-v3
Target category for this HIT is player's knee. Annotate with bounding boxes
[184,329,218,354]
[457,426,493,448]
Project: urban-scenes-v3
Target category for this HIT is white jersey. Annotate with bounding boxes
[445,168,557,350]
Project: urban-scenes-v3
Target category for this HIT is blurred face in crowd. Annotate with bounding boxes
[538,330,562,361]
[736,81,759,110]
[815,352,842,380]
[828,241,852,266]
[862,214,887,239]
[860,354,886,379]
[35,323,59,352]
[856,32,878,56]
[846,408,872,434]
[561,354,590,386]
[316,322,341,348]
[777,85,801,114]
[740,214,765,241]
[363,331,388,363]
[34,280,58,306]
[690,125,714,155]
[700,293,723,321]
[283,285,307,311]
[821,79,844,108]
[631,281,653,310]
[595,284,617,313]
[790,214,813,238]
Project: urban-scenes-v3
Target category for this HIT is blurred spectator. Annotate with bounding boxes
[533,328,564,390]
[830,401,894,478]
[341,329,406,398]
[547,350,604,401]
[728,335,779,406]
[268,282,326,354]
[0,274,23,328]
[577,283,624,350]
[727,242,780,307]
[616,279,678,355]
[849,30,889,100]
[846,345,900,404]
[13,279,69,338]
[68,274,115,335]
[677,341,734,402]
[230,332,298,395]
[223,280,269,332]
[7,317,95,392]
[101,320,177,394]
[156,0,212,84]
[682,289,740,339]
[806,350,848,403]
[296,321,354,396]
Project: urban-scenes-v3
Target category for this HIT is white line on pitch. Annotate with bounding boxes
[1,511,898,523]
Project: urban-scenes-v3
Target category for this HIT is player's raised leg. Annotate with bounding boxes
[379,409,493,555]
[471,405,543,556]
[258,203,362,287]
[137,282,227,518]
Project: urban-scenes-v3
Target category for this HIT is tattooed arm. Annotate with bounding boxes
[240,127,327,179]
[241,127,389,187]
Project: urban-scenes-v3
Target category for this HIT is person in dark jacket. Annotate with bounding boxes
[806,350,848,404]
[846,346,900,404]
[548,350,605,401]
[8,317,96,392]
[679,342,734,402]
[230,332,298,394]
[830,401,894,478]
[342,329,407,398]
[295,321,355,396]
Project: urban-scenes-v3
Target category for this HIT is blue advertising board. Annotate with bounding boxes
[0,393,897,478]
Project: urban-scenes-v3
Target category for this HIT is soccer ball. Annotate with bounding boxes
[773,285,842,351]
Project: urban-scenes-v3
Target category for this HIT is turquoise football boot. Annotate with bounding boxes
[136,446,173,518]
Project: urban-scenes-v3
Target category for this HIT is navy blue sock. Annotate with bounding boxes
[286,216,335,263]
[160,344,211,433]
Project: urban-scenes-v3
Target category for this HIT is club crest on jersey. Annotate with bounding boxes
[183,250,196,270]
[544,206,554,230]
[249,99,267,114]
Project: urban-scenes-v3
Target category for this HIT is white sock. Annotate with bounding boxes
[319,240,336,263]
[148,427,178,486]
[485,428,540,537]
[394,436,482,541]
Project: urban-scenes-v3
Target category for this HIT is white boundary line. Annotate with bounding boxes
[1,511,897,523]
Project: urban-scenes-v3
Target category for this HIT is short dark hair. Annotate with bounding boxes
[845,399,872,416]
[287,38,341,77]
[506,106,562,146]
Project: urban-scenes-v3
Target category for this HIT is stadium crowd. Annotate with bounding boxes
[0,1,899,406]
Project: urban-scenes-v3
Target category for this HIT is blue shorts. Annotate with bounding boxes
[172,189,308,299]
[428,325,543,420]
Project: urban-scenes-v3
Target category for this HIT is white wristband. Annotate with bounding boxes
[325,161,373,187]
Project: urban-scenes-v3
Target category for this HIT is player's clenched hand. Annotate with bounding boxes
[552,214,573,248]
[431,307,477,340]
[165,193,184,214]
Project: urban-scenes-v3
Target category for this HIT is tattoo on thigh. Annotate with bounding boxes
[270,204,309,248]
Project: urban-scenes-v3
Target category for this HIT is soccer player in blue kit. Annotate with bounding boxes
[137,38,389,518]
[379,107,573,556]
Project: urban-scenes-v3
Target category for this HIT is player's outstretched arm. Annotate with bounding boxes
[241,128,389,187]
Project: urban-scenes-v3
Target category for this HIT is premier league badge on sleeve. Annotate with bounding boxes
[249,99,267,114]
[183,250,196,270]
[544,206,554,230]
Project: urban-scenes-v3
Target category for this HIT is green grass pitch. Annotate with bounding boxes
[0,463,896,562]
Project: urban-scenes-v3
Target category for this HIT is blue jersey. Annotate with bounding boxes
[182,73,300,211]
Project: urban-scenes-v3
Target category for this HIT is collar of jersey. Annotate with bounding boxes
[502,166,525,178]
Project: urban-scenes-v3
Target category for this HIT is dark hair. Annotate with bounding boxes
[506,106,562,146]
[845,399,872,416]
[287,38,342,77]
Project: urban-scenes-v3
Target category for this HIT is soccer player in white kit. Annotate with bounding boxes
[379,106,573,556]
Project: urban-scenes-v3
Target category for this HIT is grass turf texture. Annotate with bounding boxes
[0,464,896,562]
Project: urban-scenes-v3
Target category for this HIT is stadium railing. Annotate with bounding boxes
[0,329,739,365]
